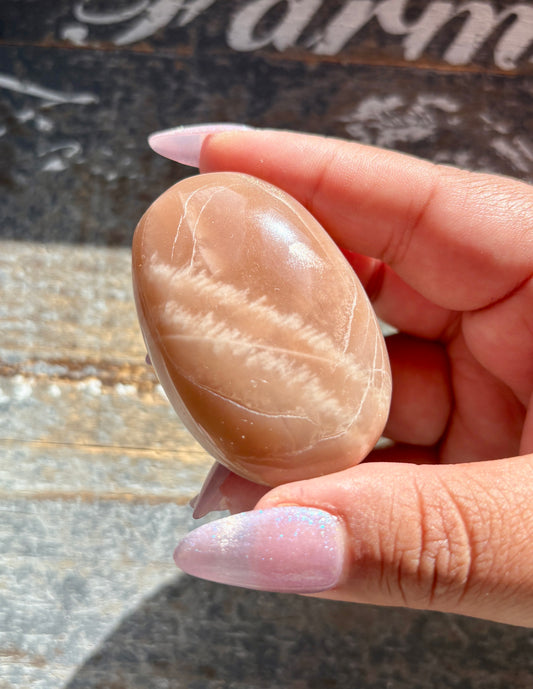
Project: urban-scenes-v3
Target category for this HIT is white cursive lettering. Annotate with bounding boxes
[70,0,533,70]
[227,0,322,51]
[229,0,533,69]
[74,0,218,45]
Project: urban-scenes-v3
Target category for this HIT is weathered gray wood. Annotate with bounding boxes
[0,241,213,688]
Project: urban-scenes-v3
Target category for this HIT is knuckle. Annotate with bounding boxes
[304,146,344,218]
[353,462,533,623]
[386,472,477,610]
[381,163,441,269]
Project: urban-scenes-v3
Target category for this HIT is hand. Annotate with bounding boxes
[152,127,533,627]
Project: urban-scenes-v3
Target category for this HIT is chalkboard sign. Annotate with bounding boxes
[2,0,533,244]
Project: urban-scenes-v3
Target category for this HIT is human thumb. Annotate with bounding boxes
[174,456,533,627]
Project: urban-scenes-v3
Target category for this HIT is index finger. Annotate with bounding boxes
[200,129,533,312]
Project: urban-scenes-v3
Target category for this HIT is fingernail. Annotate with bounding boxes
[174,507,345,593]
[148,122,253,166]
[191,465,271,518]
[190,462,231,519]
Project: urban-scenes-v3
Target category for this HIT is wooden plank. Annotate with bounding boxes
[0,242,143,361]
[0,239,212,463]
[0,240,215,687]
[2,497,533,689]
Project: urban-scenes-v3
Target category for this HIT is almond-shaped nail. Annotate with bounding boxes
[191,465,271,518]
[174,507,345,593]
[190,462,232,519]
[148,123,252,166]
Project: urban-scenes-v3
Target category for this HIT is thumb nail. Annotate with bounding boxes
[174,506,345,593]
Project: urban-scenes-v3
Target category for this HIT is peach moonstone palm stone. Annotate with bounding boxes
[132,172,391,486]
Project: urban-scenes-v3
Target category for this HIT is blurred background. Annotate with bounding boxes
[1,1,533,687]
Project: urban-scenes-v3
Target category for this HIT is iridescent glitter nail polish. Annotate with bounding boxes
[174,506,345,593]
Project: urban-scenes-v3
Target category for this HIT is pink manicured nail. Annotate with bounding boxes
[148,123,252,166]
[190,462,232,519]
[174,507,344,593]
[190,464,271,518]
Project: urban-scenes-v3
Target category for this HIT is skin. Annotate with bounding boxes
[197,130,533,627]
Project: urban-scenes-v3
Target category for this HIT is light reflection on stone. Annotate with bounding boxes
[132,172,391,486]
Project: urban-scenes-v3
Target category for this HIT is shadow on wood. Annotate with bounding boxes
[65,576,533,689]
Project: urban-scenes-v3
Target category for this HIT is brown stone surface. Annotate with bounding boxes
[133,173,391,485]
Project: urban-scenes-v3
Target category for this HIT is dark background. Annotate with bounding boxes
[2,0,533,245]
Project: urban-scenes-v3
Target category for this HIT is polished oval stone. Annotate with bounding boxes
[132,172,391,486]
